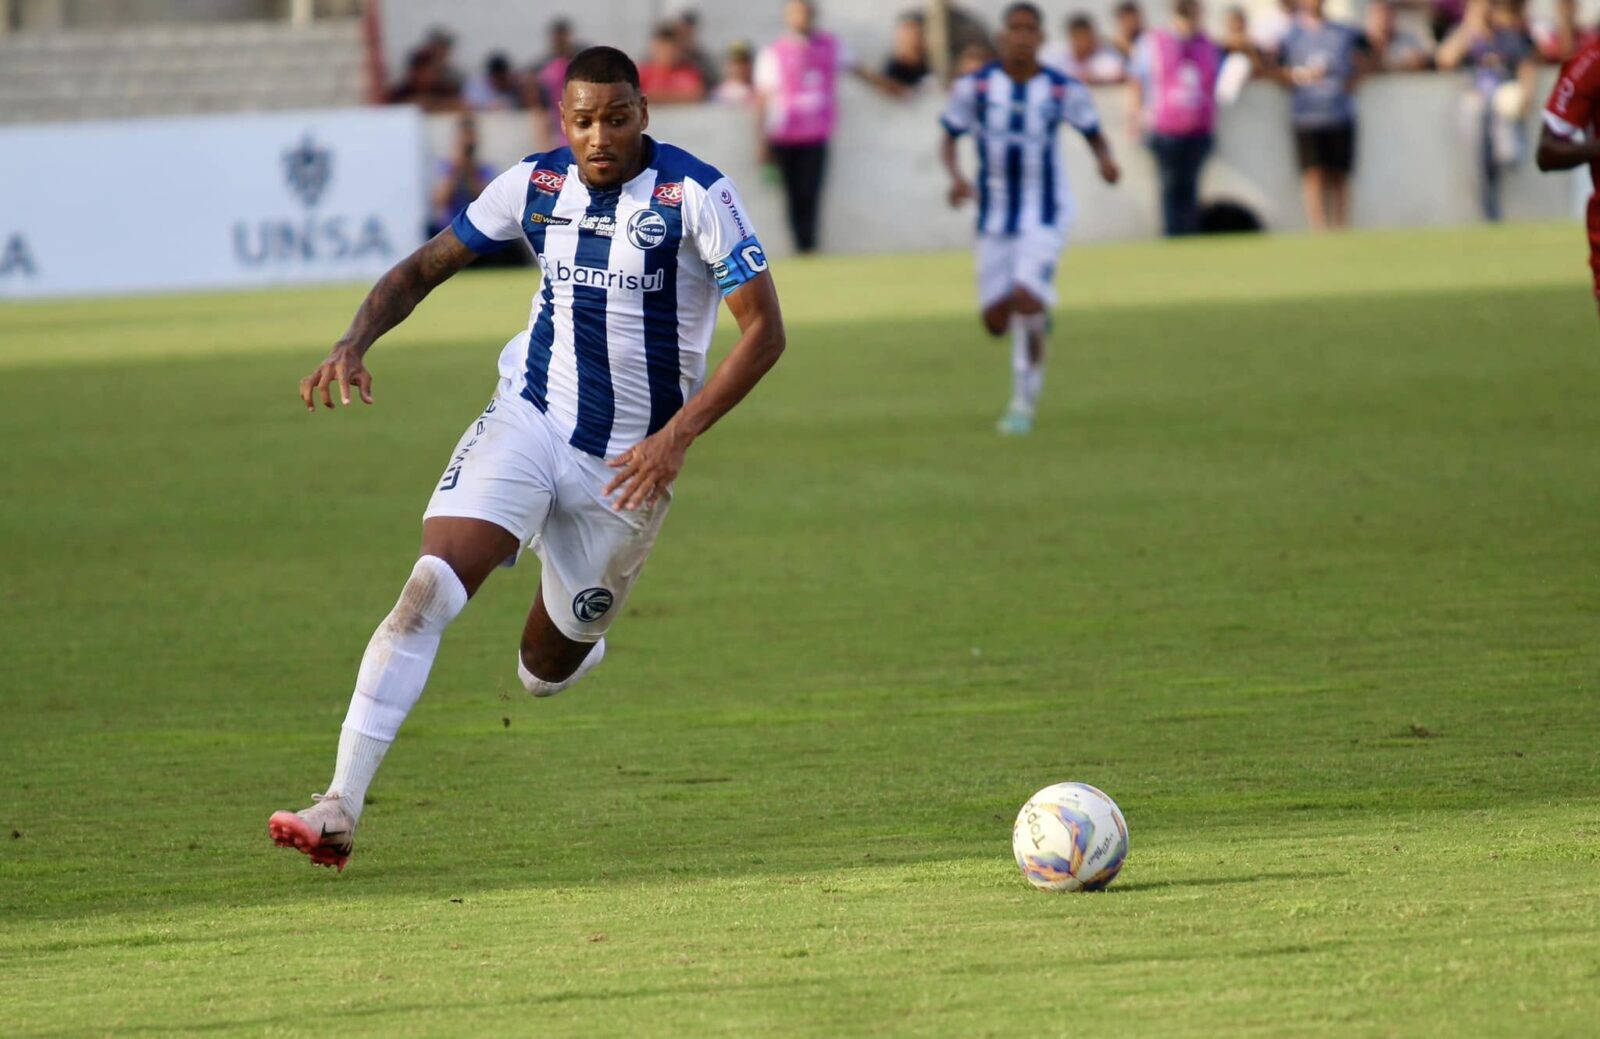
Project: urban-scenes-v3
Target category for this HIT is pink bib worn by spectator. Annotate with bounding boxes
[1147,29,1220,136]
[765,31,841,145]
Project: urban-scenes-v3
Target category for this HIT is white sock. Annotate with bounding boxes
[518,637,606,697]
[1010,312,1049,415]
[329,555,468,820]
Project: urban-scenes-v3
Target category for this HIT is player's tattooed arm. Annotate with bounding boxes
[604,271,786,511]
[298,229,478,411]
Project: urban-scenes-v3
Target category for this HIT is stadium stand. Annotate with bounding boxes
[0,18,365,122]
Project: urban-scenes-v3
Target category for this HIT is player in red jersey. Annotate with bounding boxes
[1538,40,1600,317]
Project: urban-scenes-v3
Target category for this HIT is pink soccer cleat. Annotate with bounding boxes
[269,792,356,872]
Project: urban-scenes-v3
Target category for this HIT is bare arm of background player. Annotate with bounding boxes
[298,228,479,411]
[603,270,786,511]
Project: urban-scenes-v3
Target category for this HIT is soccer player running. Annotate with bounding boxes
[1537,37,1600,321]
[270,47,785,871]
[940,2,1120,436]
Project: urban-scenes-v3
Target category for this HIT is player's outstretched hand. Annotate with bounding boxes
[948,178,976,208]
[604,426,690,511]
[1098,157,1121,186]
[299,345,374,412]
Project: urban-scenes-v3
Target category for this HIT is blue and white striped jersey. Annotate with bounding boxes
[452,137,768,460]
[940,63,1102,237]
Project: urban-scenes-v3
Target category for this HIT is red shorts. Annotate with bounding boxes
[1588,194,1600,297]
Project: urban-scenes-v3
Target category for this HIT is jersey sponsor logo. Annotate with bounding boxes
[579,213,617,238]
[572,587,614,623]
[719,189,749,238]
[626,209,669,250]
[527,211,573,226]
[530,169,567,194]
[653,181,684,206]
[538,255,667,292]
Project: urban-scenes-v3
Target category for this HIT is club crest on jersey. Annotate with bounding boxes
[572,587,614,623]
[627,210,669,250]
[579,213,617,238]
[653,182,684,206]
[530,169,566,195]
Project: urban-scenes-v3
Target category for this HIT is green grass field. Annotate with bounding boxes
[2,224,1599,1037]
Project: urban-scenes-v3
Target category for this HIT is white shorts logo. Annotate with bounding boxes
[627,210,669,250]
[572,587,614,623]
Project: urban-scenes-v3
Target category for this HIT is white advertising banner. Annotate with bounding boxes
[0,107,425,299]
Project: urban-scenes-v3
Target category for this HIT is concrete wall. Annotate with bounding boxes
[427,72,1585,257]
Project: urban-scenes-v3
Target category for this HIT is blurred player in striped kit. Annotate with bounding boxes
[940,2,1121,435]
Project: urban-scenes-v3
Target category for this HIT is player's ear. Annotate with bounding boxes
[638,93,650,131]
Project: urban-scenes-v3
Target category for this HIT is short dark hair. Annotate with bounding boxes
[486,52,511,75]
[1003,2,1044,22]
[1068,14,1095,32]
[564,45,641,90]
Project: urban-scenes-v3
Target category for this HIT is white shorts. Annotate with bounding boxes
[423,379,670,642]
[976,229,1066,310]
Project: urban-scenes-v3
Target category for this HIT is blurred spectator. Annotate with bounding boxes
[1220,6,1263,67]
[1130,0,1223,235]
[954,39,998,76]
[1365,0,1432,71]
[1112,1,1147,59]
[1432,0,1470,43]
[1438,0,1538,220]
[881,11,933,91]
[1251,0,1296,54]
[429,115,494,236]
[530,17,583,145]
[678,10,722,90]
[1533,0,1598,63]
[640,23,709,103]
[756,0,859,253]
[421,27,464,98]
[463,53,525,111]
[1043,13,1130,83]
[1271,0,1371,231]
[386,48,462,112]
[714,42,758,105]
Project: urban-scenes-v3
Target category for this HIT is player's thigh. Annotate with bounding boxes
[1014,230,1066,310]
[976,235,1018,310]
[534,488,672,643]
[423,383,556,575]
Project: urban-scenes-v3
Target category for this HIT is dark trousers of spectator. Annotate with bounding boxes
[1148,132,1213,237]
[770,141,828,253]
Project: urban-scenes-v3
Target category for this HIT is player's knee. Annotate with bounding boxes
[517,638,606,697]
[1011,288,1044,315]
[981,307,1009,336]
[383,555,468,637]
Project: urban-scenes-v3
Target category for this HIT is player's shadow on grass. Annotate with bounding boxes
[1111,869,1344,893]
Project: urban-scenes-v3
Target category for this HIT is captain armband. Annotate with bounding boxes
[710,237,769,296]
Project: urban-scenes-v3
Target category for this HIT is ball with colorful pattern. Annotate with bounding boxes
[1011,782,1129,892]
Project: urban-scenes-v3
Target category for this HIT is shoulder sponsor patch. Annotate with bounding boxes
[530,169,567,194]
[653,181,684,206]
[719,189,749,238]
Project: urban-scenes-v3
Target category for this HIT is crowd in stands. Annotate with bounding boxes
[391,0,1598,250]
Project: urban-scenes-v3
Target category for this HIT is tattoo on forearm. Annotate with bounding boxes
[338,232,473,354]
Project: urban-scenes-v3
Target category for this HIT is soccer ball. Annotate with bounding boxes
[1012,782,1129,892]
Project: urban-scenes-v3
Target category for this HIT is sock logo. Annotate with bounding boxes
[572,587,614,623]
